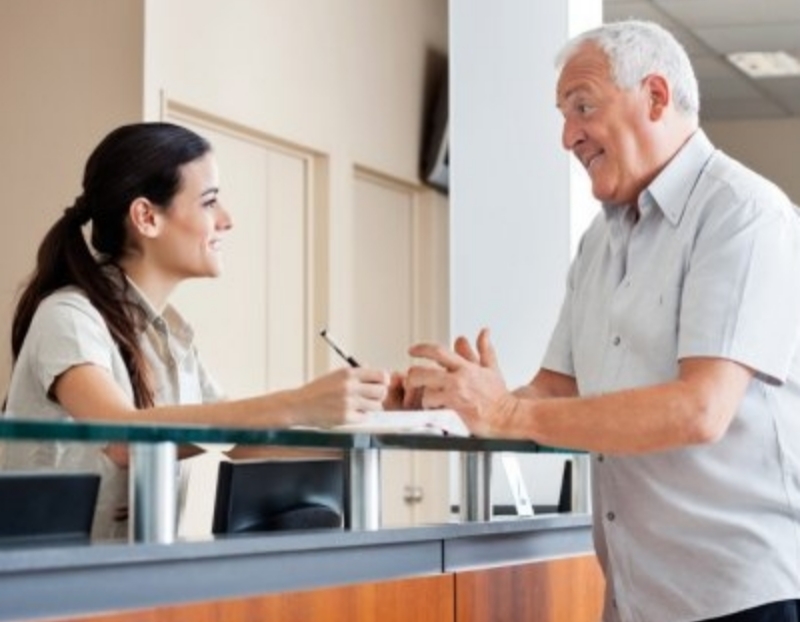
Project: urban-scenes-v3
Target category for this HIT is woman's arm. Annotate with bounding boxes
[52,363,390,466]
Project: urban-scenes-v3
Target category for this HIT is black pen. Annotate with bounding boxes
[319,328,360,368]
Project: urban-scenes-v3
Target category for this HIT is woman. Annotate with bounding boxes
[2,122,392,540]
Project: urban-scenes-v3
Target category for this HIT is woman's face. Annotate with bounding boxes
[151,152,233,281]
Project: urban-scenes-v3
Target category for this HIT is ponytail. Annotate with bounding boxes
[12,200,96,360]
[10,122,210,410]
[11,199,155,408]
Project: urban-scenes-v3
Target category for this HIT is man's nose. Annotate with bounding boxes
[562,118,585,151]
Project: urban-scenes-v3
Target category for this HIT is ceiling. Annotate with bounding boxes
[604,0,800,121]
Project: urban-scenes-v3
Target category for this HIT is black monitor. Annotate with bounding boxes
[0,471,100,546]
[212,458,344,535]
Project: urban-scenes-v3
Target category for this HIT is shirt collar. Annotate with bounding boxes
[602,130,715,253]
[120,274,195,348]
[644,129,715,227]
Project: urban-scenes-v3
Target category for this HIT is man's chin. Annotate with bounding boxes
[590,184,612,203]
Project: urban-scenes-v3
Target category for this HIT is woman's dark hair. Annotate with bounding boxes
[11,122,212,408]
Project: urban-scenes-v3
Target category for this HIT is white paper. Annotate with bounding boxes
[330,409,470,437]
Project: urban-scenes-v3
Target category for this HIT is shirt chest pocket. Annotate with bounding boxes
[150,357,204,405]
[628,283,682,369]
[176,362,204,404]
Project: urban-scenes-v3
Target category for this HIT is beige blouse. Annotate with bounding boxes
[2,278,222,541]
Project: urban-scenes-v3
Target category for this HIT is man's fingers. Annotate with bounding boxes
[421,388,448,410]
[409,343,466,371]
[403,386,424,409]
[406,365,448,390]
[477,328,500,370]
[454,336,478,363]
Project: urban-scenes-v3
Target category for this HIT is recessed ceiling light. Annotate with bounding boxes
[726,51,800,78]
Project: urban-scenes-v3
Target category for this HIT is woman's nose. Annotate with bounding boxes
[216,203,233,230]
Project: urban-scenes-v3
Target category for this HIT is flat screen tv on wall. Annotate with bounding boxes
[422,75,448,193]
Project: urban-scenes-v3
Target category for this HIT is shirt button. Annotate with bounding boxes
[597,454,605,462]
[612,336,621,346]
[606,511,615,521]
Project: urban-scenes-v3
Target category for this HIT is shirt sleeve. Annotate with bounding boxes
[678,197,800,385]
[541,254,578,377]
[28,293,117,397]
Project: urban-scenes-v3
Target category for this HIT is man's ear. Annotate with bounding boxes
[128,198,161,238]
[644,74,670,120]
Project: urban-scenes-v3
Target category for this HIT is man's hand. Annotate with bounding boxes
[406,328,520,437]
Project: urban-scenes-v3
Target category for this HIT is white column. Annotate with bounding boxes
[449,0,602,514]
[449,0,601,385]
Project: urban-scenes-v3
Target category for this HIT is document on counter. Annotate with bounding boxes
[302,410,470,436]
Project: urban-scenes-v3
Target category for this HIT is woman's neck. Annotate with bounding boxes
[117,259,177,314]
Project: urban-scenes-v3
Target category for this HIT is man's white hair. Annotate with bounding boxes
[555,20,700,119]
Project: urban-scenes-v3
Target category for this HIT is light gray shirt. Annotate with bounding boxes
[543,130,800,622]
[2,278,223,540]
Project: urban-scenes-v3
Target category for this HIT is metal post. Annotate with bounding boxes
[460,451,492,522]
[130,442,178,544]
[345,448,381,530]
[570,454,592,514]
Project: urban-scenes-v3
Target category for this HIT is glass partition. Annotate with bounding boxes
[0,418,572,453]
[0,418,587,545]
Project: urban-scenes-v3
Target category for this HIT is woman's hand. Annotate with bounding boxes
[288,367,390,427]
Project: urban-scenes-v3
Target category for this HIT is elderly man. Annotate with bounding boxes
[408,20,800,622]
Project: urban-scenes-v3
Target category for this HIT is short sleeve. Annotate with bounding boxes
[27,292,117,396]
[678,198,800,384]
[542,256,578,377]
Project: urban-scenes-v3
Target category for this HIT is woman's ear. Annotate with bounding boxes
[128,198,161,238]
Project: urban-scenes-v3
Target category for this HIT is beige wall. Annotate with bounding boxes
[705,118,800,205]
[0,0,447,395]
[144,0,448,356]
[1,0,449,528]
[0,0,144,394]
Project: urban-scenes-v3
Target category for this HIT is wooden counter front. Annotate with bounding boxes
[456,554,604,622]
[58,574,455,622]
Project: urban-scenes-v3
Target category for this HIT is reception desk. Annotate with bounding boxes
[0,420,603,621]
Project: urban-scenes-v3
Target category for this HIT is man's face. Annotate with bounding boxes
[556,44,656,206]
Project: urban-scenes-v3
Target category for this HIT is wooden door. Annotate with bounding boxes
[351,168,450,527]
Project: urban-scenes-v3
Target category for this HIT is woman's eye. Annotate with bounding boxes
[202,198,218,209]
